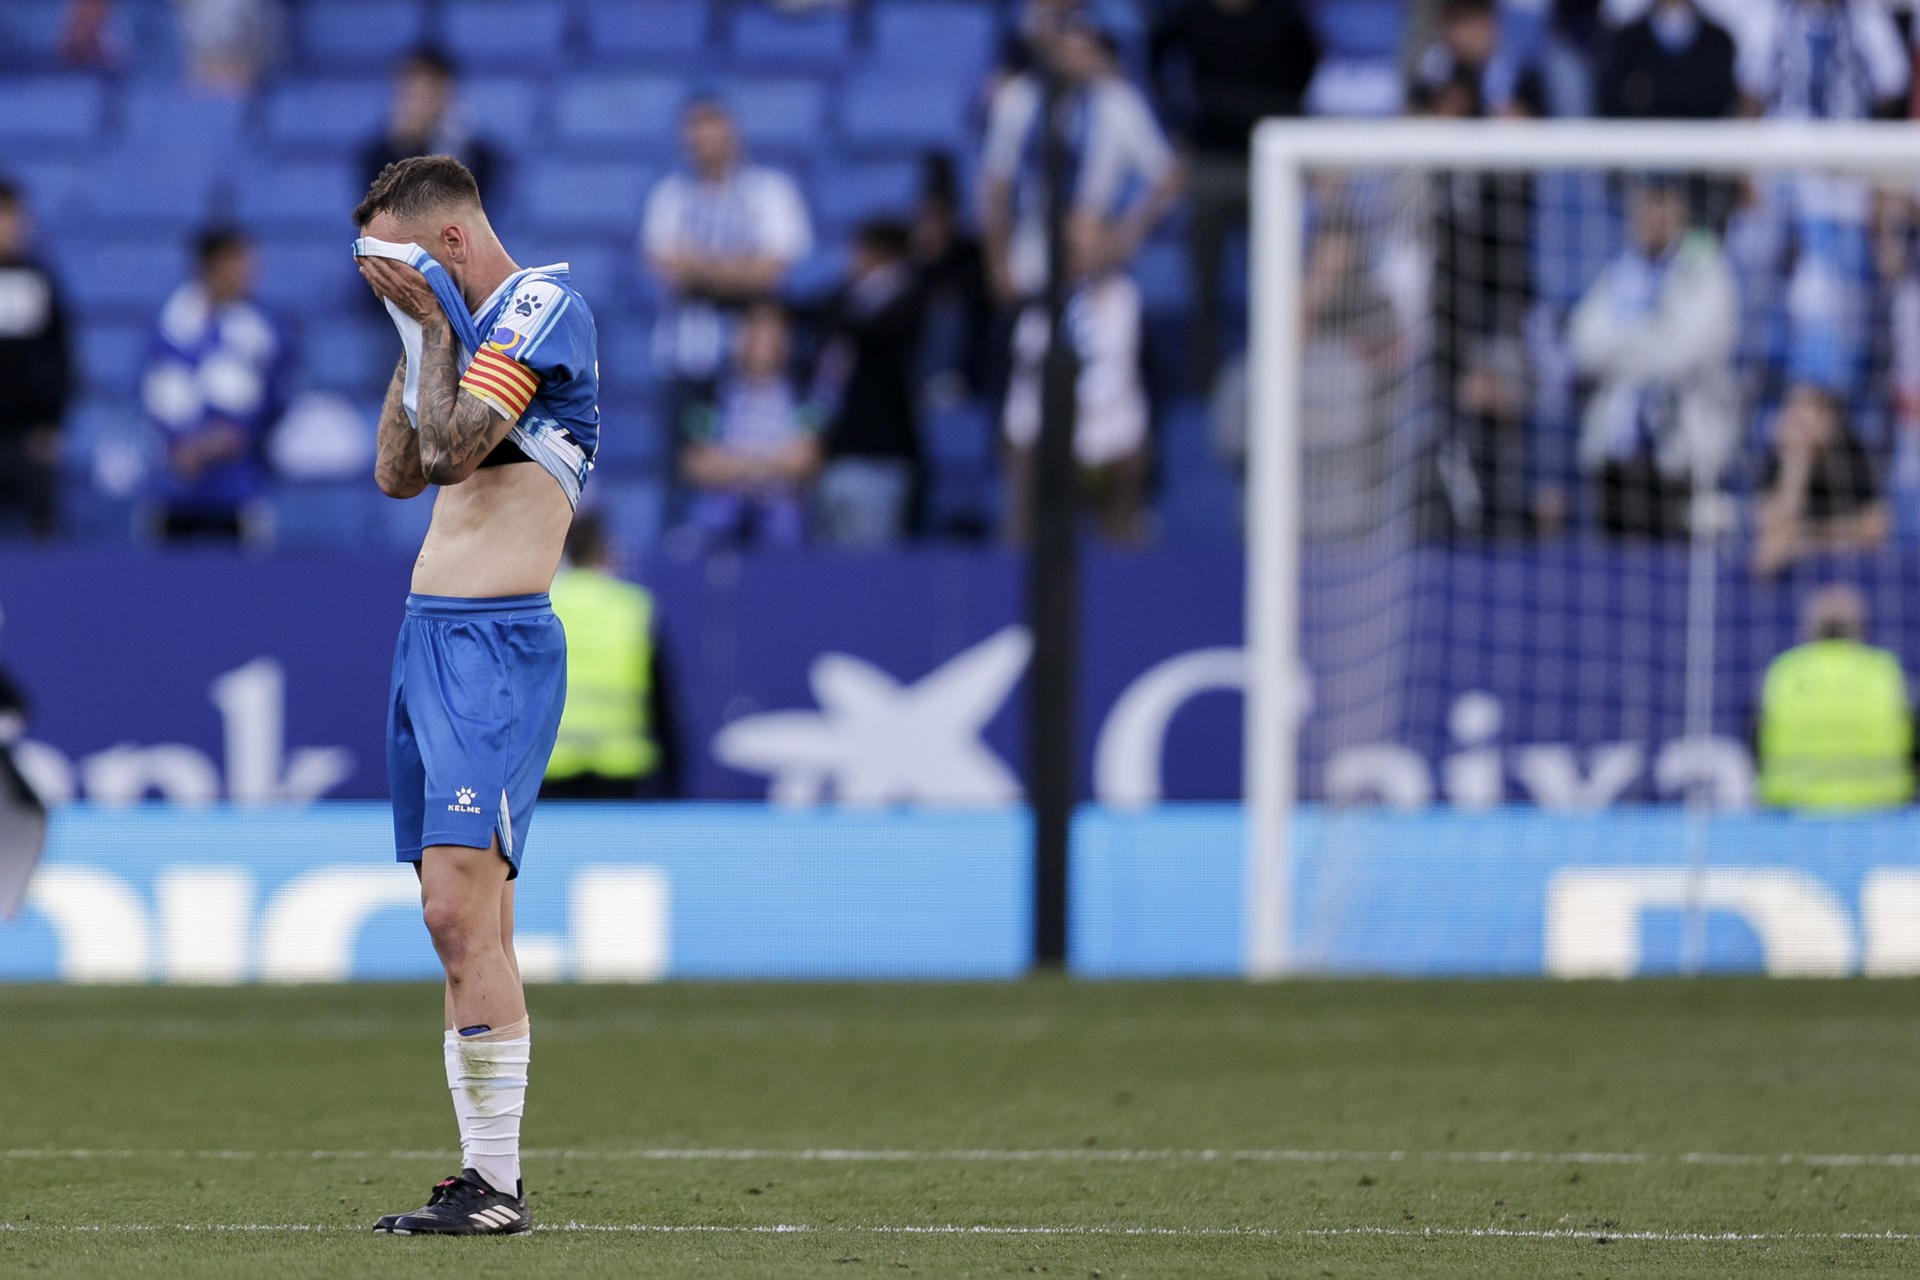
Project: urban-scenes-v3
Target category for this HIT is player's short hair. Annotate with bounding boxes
[0,176,20,211]
[195,225,250,268]
[354,155,482,228]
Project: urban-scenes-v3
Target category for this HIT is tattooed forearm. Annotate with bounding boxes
[373,356,428,499]
[415,320,511,487]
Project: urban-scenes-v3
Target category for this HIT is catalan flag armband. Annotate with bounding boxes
[460,343,541,421]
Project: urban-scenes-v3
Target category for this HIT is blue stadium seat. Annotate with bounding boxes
[1133,240,1191,316]
[517,160,655,236]
[234,159,361,232]
[87,145,222,227]
[0,0,133,71]
[295,0,430,70]
[870,4,998,84]
[255,243,361,313]
[577,0,709,60]
[1308,0,1404,60]
[58,240,184,314]
[440,0,569,72]
[811,160,921,236]
[727,6,852,71]
[0,78,105,143]
[303,317,393,394]
[587,475,668,554]
[592,394,666,470]
[722,77,828,155]
[552,74,686,152]
[9,161,96,226]
[462,75,547,151]
[263,79,389,152]
[838,73,969,153]
[923,400,994,472]
[595,319,654,403]
[79,322,153,397]
[122,81,248,148]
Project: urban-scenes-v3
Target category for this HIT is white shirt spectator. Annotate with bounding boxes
[641,165,812,381]
[1736,0,1908,119]
[981,72,1174,296]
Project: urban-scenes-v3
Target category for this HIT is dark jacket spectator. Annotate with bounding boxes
[809,221,926,549]
[1754,382,1890,577]
[0,180,72,540]
[1599,0,1739,120]
[359,47,501,205]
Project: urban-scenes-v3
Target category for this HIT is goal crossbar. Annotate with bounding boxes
[1243,119,1920,979]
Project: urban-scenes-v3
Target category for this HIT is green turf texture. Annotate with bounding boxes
[4,980,1920,1277]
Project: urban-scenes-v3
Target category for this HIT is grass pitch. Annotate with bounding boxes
[4,980,1920,1277]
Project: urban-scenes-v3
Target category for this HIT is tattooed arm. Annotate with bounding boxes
[373,356,428,499]
[412,318,514,487]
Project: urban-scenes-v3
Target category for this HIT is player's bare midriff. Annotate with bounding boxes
[410,463,572,598]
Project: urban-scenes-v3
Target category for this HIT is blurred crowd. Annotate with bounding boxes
[10,0,1920,569]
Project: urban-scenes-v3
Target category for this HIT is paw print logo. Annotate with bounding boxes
[455,787,476,806]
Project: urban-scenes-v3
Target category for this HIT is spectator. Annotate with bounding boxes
[0,181,73,541]
[642,95,813,429]
[1411,44,1541,539]
[1598,0,1740,120]
[1487,0,1606,116]
[1568,178,1738,538]
[1412,0,1546,116]
[1757,584,1913,810]
[177,0,281,94]
[140,227,290,544]
[911,153,990,410]
[359,48,502,208]
[1753,382,1889,577]
[59,0,123,69]
[1737,0,1908,121]
[1150,0,1321,392]
[980,21,1182,311]
[678,302,822,551]
[543,513,680,801]
[1002,243,1151,545]
[809,220,926,550]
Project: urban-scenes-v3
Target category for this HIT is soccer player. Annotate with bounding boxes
[350,155,599,1235]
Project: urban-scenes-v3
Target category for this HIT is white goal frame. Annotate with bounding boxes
[1245,119,1920,978]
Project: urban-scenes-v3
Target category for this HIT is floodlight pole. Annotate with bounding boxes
[1029,65,1079,971]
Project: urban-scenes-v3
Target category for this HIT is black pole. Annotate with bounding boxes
[1029,66,1079,971]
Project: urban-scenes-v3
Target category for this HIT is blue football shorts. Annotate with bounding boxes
[387,592,567,877]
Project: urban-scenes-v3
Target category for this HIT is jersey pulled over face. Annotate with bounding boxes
[459,268,601,507]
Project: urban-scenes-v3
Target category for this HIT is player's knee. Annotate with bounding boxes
[421,894,487,969]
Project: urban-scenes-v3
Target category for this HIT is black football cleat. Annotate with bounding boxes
[372,1169,531,1235]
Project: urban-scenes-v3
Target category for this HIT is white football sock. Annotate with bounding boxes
[443,1017,530,1196]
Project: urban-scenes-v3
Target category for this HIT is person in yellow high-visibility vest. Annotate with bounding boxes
[541,513,678,800]
[1758,584,1914,811]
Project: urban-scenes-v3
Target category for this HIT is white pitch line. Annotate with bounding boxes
[0,1222,1916,1244]
[9,1146,1920,1169]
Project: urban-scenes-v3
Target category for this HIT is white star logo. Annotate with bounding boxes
[713,627,1033,807]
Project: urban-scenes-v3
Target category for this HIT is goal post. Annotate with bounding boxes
[1245,119,1920,979]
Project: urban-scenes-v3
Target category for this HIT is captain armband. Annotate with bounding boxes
[459,345,540,421]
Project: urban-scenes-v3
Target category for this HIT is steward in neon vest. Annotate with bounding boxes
[1758,585,1914,811]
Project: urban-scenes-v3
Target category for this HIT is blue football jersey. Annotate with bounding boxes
[470,266,600,506]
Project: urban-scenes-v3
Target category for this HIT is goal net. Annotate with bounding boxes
[1245,121,1920,978]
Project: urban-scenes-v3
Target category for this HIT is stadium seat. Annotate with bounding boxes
[78,322,153,398]
[440,0,569,73]
[517,159,656,236]
[552,74,686,153]
[811,160,921,237]
[870,4,998,85]
[294,0,429,71]
[121,81,248,148]
[263,79,390,152]
[57,239,185,314]
[1133,240,1191,317]
[255,243,361,313]
[303,317,394,395]
[923,400,994,473]
[0,77,106,144]
[1308,0,1404,60]
[274,482,380,551]
[9,161,96,226]
[726,5,853,71]
[461,75,547,151]
[587,475,668,554]
[838,72,969,153]
[86,145,222,228]
[233,159,361,233]
[723,77,828,155]
[577,0,710,61]
[0,0,132,72]
[595,320,655,405]
[592,393,666,471]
